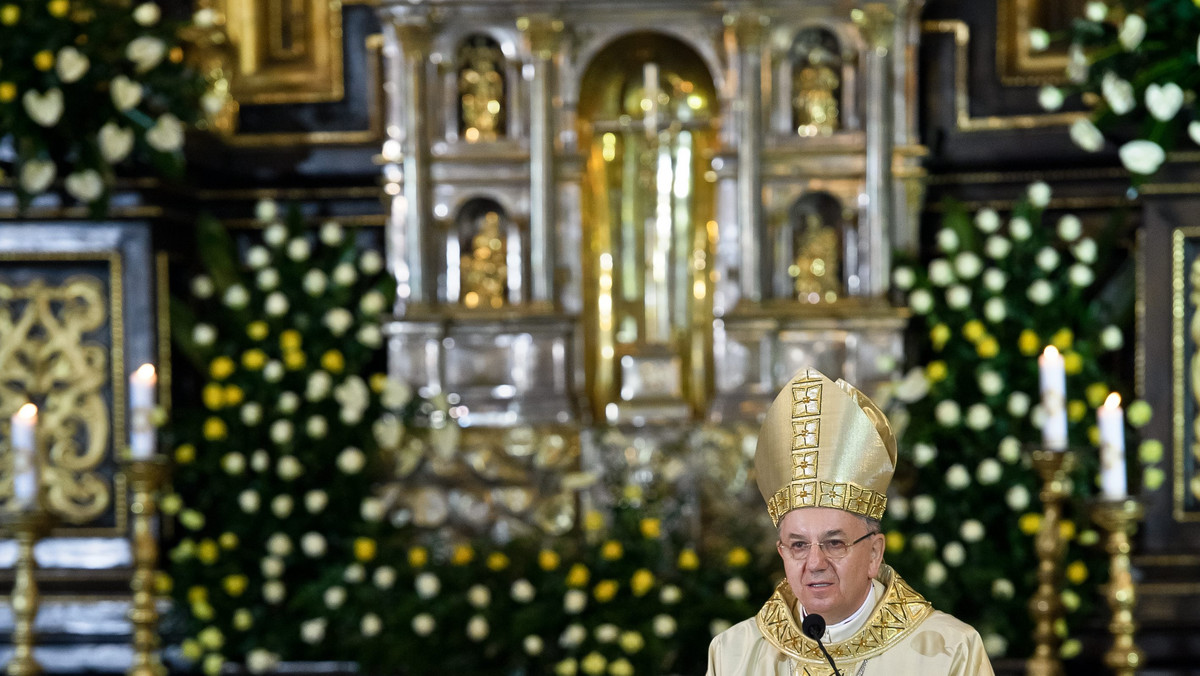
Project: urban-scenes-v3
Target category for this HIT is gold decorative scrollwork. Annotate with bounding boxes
[0,275,113,523]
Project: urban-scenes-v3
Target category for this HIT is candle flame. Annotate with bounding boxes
[134,363,157,382]
[1042,345,1060,359]
[16,402,37,420]
[1104,392,1121,408]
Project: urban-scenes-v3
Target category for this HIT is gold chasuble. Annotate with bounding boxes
[706,565,995,676]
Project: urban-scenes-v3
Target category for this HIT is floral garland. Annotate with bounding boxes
[884,181,1159,659]
[0,0,205,212]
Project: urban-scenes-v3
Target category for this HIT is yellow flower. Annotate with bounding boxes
[962,320,985,343]
[886,531,905,553]
[565,563,590,588]
[223,574,247,597]
[1085,382,1110,408]
[1018,513,1042,535]
[583,510,605,532]
[451,543,474,566]
[47,0,69,17]
[218,532,238,549]
[203,417,227,441]
[1059,520,1076,541]
[581,652,607,676]
[33,50,54,71]
[197,539,219,564]
[283,350,306,370]
[408,546,428,568]
[180,639,202,660]
[1139,438,1164,463]
[639,518,661,539]
[1060,639,1082,659]
[1018,329,1041,356]
[1067,399,1086,422]
[1050,328,1074,351]
[233,609,253,631]
[187,586,208,605]
[246,321,269,341]
[593,579,618,602]
[1063,351,1083,375]
[201,383,224,410]
[976,336,999,359]
[0,5,18,25]
[1087,425,1100,447]
[726,547,751,567]
[280,329,302,350]
[538,549,561,571]
[224,385,244,406]
[160,493,182,515]
[198,626,224,650]
[209,356,235,380]
[630,568,654,597]
[926,360,948,382]
[192,601,213,621]
[1127,400,1153,427]
[486,552,510,571]
[600,540,623,560]
[678,548,700,570]
[369,373,388,393]
[930,323,951,351]
[354,537,377,562]
[203,655,224,676]
[154,571,173,595]
[321,350,345,373]
[180,509,205,530]
[174,444,196,464]
[241,348,267,370]
[0,82,16,103]
[1065,560,1088,584]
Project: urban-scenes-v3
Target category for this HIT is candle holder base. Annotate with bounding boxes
[2,509,56,676]
[1026,449,1074,676]
[1091,498,1145,676]
[119,457,170,676]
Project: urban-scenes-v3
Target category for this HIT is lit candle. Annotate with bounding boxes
[10,403,38,510]
[1038,345,1068,451]
[130,363,157,459]
[1098,392,1127,499]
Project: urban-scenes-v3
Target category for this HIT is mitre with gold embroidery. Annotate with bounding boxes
[755,368,897,526]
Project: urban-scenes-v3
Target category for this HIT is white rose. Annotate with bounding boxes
[725,577,749,600]
[1038,86,1064,111]
[190,276,214,299]
[523,635,544,656]
[412,613,436,637]
[984,235,1012,260]
[324,308,354,336]
[223,284,249,309]
[512,579,536,602]
[263,581,286,604]
[320,221,344,246]
[374,566,397,589]
[998,436,1022,463]
[1007,389,1032,416]
[895,367,930,402]
[271,494,293,518]
[263,360,284,383]
[1027,279,1053,305]
[126,36,166,73]
[240,402,263,426]
[415,572,441,599]
[911,533,937,552]
[361,497,385,522]
[960,519,986,542]
[946,464,971,489]
[468,584,491,608]
[344,563,365,583]
[595,624,619,643]
[660,585,681,604]
[257,200,279,223]
[977,370,1003,396]
[909,289,933,314]
[564,589,587,613]
[287,238,311,262]
[251,450,269,472]
[984,634,1008,658]
[277,455,303,480]
[1068,43,1089,84]
[977,458,1003,485]
[1073,237,1098,264]
[338,447,366,474]
[992,578,1015,600]
[965,404,993,430]
[221,452,245,475]
[257,268,280,291]
[936,228,959,253]
[983,297,1006,323]
[1057,214,1083,242]
[928,259,954,286]
[306,415,328,439]
[1028,28,1050,52]
[912,495,936,523]
[975,208,1001,233]
[942,542,966,566]
[333,262,357,286]
[1069,118,1104,152]
[892,266,915,290]
[246,650,277,674]
[266,533,292,557]
[360,250,384,274]
[653,614,677,638]
[710,620,732,637]
[323,586,346,609]
[265,291,289,317]
[954,252,982,279]
[925,561,948,586]
[238,489,260,514]
[946,284,971,309]
[305,490,328,514]
[935,400,961,426]
[303,269,328,296]
[1085,1,1107,21]
[1069,264,1095,287]
[146,114,184,151]
[1027,182,1051,208]
[357,324,383,347]
[306,371,332,401]
[361,613,382,637]
[1006,484,1031,510]
[1101,325,1124,350]
[467,616,489,642]
[1035,247,1060,271]
[1010,216,1033,241]
[1102,71,1135,115]
[361,290,387,314]
[264,225,287,248]
[983,268,1008,292]
[110,76,142,112]
[300,618,327,644]
[1119,14,1146,51]
[133,3,161,26]
[560,624,586,648]
[192,323,216,346]
[246,245,270,269]
[913,442,937,467]
[64,169,104,202]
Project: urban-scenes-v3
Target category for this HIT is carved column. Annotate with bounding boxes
[520,15,564,306]
[730,11,768,303]
[855,3,896,297]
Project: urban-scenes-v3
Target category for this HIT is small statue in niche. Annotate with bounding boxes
[458,39,505,142]
[460,211,508,309]
[793,46,840,137]
[790,212,840,302]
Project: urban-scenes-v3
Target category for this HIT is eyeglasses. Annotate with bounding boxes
[779,531,878,561]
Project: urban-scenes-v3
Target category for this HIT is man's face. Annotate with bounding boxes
[776,507,883,626]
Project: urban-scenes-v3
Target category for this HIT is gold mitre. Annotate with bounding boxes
[755,368,897,526]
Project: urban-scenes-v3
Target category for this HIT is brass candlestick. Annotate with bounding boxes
[1091,498,1145,676]
[2,508,55,676]
[121,457,170,676]
[1027,449,1074,676]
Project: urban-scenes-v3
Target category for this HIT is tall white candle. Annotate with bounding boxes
[130,363,157,459]
[1098,392,1127,499]
[10,403,38,510]
[1038,346,1068,451]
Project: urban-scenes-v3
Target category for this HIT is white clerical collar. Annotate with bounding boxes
[797,579,883,644]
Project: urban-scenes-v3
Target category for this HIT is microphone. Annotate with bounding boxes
[801,614,843,676]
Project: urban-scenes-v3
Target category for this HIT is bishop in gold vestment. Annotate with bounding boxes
[707,368,994,676]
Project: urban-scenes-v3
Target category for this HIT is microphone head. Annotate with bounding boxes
[801,613,826,641]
